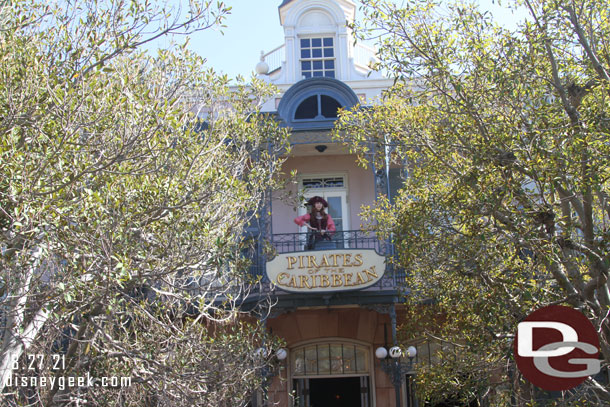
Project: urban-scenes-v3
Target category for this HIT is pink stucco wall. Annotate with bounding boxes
[271,154,375,235]
[266,308,399,407]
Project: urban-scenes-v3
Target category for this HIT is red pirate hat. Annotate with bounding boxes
[306,196,328,207]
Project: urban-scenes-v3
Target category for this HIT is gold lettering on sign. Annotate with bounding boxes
[299,275,311,289]
[330,254,339,267]
[320,255,331,268]
[277,273,289,285]
[277,265,379,288]
[307,256,318,268]
[285,254,373,270]
[364,266,378,280]
[355,272,366,285]
[269,250,385,292]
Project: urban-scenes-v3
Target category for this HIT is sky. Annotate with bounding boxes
[164,0,528,80]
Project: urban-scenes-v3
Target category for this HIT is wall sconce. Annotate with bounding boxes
[315,145,327,153]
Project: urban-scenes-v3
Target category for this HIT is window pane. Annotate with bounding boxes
[324,47,334,57]
[302,178,324,188]
[355,347,368,372]
[312,38,322,47]
[323,37,333,46]
[343,346,356,373]
[305,346,318,374]
[324,60,334,69]
[326,71,335,78]
[327,196,343,223]
[301,49,311,58]
[321,95,342,119]
[312,48,322,58]
[318,345,330,374]
[302,72,312,79]
[313,71,323,77]
[330,345,343,374]
[294,95,318,119]
[326,178,344,187]
[292,343,370,377]
[313,60,323,69]
[303,177,343,188]
[293,349,305,375]
[300,38,310,47]
[301,61,311,70]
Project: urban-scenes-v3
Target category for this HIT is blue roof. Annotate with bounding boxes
[279,0,295,8]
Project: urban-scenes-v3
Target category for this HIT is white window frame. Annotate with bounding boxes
[298,35,336,79]
[297,173,350,234]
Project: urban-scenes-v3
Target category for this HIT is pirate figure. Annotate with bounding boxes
[294,196,336,250]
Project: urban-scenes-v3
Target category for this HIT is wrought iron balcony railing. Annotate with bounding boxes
[270,229,390,255]
[245,230,405,290]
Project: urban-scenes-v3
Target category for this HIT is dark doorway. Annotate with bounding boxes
[309,377,361,407]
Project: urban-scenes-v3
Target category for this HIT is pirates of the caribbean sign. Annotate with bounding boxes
[266,249,386,293]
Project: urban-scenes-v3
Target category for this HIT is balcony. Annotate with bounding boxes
[261,45,285,74]
[271,229,388,254]
[353,43,378,71]
[246,230,406,296]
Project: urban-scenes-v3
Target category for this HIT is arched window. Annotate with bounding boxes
[294,95,318,119]
[294,94,342,120]
[277,77,359,130]
[291,342,369,377]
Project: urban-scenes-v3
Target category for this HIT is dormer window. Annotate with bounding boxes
[300,37,335,78]
[294,94,342,120]
[277,77,359,130]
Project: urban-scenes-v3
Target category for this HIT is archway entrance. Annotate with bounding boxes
[290,341,372,407]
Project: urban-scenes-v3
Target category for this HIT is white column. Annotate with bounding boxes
[338,31,350,81]
[284,27,297,84]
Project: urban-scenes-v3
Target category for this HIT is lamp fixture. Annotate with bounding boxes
[315,145,327,153]
[375,346,388,359]
[376,344,418,404]
[275,348,288,361]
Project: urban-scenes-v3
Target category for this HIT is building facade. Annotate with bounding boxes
[245,1,414,406]
[237,2,610,406]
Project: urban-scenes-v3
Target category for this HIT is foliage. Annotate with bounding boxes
[0,0,289,405]
[336,0,610,404]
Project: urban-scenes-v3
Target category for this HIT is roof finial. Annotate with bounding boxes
[256,51,269,75]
